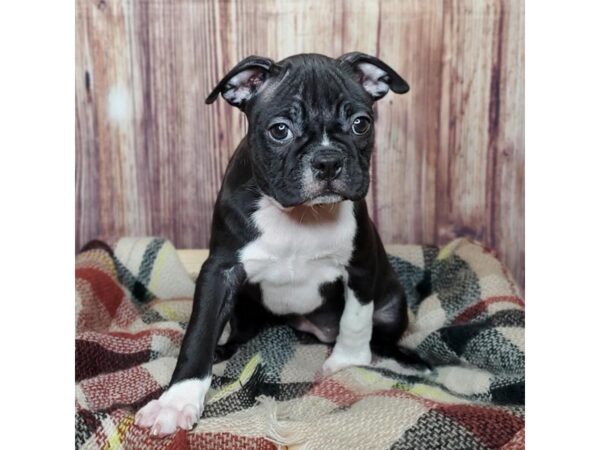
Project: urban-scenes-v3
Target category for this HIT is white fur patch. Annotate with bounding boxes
[357,62,390,98]
[135,377,211,436]
[322,289,373,375]
[239,197,356,315]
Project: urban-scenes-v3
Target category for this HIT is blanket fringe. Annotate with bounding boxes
[257,395,311,449]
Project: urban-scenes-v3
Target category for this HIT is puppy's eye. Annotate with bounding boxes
[351,117,371,135]
[269,123,293,142]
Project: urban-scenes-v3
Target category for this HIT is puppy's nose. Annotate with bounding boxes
[311,153,343,181]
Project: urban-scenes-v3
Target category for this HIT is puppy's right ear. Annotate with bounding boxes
[205,56,281,108]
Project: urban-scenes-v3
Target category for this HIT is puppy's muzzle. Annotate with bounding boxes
[311,151,344,181]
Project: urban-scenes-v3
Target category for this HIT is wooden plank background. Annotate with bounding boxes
[76,0,524,288]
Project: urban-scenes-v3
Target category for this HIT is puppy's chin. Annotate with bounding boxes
[304,194,344,206]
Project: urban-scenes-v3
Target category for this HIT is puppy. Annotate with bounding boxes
[136,52,425,436]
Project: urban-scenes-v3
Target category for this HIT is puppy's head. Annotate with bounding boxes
[206,53,409,207]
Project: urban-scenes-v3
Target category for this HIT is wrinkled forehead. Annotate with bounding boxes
[254,64,372,122]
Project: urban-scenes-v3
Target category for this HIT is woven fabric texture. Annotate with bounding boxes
[75,237,524,450]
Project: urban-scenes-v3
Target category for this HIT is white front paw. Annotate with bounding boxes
[322,348,371,376]
[134,377,210,437]
[135,399,200,436]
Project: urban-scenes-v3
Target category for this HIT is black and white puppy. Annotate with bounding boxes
[136,52,425,436]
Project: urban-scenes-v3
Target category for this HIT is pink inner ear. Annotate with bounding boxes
[223,69,266,105]
[357,62,390,99]
[248,72,266,88]
[228,68,263,87]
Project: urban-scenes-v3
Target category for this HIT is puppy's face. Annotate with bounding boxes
[206,53,409,207]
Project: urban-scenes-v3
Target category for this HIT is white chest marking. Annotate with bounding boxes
[239,197,357,315]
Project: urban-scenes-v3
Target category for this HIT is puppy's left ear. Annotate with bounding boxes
[206,55,281,108]
[337,52,409,100]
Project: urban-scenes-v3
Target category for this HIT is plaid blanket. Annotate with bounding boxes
[75,237,524,449]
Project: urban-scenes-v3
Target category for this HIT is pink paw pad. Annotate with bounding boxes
[135,401,200,437]
[134,400,161,428]
[134,378,210,437]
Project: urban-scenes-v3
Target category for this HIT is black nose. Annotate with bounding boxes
[311,153,343,181]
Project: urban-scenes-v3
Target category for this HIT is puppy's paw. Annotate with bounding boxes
[321,348,371,377]
[135,400,200,436]
[134,378,210,437]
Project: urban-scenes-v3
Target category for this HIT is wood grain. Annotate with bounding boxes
[76,0,525,288]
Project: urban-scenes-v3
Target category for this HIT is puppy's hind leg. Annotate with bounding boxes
[371,287,431,370]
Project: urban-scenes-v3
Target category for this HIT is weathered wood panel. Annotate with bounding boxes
[76,0,524,288]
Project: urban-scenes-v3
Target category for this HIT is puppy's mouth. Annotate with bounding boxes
[304,193,344,206]
[302,181,349,205]
[302,180,368,206]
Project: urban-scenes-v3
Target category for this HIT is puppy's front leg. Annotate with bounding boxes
[322,280,374,376]
[135,258,245,436]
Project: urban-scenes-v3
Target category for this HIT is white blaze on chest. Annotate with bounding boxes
[239,197,356,315]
